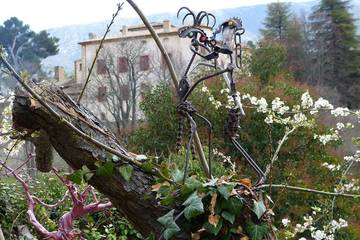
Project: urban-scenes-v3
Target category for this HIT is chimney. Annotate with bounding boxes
[54,66,65,82]
[88,32,97,39]
[163,20,171,32]
[122,25,128,36]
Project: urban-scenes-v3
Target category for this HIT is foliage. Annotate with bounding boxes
[0,173,142,239]
[309,0,360,107]
[260,2,291,40]
[129,75,360,238]
[129,81,178,154]
[0,17,59,73]
[154,174,272,239]
[249,42,288,84]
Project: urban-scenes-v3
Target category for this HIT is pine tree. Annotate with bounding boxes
[260,2,291,40]
[309,0,360,107]
[286,15,309,82]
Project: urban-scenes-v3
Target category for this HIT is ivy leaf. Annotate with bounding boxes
[119,165,134,182]
[82,165,94,181]
[218,184,235,200]
[141,161,154,173]
[246,223,268,240]
[96,161,114,176]
[184,176,202,192]
[67,169,84,185]
[171,169,183,183]
[203,218,223,236]
[144,234,155,240]
[252,200,266,219]
[221,211,235,224]
[157,210,180,240]
[220,197,243,216]
[182,191,204,220]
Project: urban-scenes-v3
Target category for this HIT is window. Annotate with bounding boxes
[140,55,150,71]
[79,63,83,71]
[119,84,130,100]
[97,60,106,75]
[97,86,107,102]
[100,112,106,120]
[118,57,128,73]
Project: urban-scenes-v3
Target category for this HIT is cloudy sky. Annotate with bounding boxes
[0,0,313,31]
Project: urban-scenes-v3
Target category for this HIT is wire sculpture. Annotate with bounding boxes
[175,7,266,186]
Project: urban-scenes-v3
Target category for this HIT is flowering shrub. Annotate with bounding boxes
[130,77,360,239]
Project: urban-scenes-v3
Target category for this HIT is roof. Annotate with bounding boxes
[79,31,179,46]
[79,21,213,46]
[79,21,178,46]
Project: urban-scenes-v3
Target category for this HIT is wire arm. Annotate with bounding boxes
[182,68,230,101]
[231,137,266,186]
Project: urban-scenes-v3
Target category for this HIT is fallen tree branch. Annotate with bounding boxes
[0,55,134,163]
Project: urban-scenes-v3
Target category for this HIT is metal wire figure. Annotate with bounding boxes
[176,7,266,186]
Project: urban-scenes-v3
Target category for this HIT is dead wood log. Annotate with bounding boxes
[12,83,181,238]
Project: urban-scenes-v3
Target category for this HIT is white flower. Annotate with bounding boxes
[201,86,209,93]
[299,238,307,240]
[295,224,306,233]
[311,230,326,240]
[339,218,348,228]
[250,96,258,105]
[213,100,222,109]
[301,91,313,109]
[293,113,307,125]
[344,156,354,162]
[242,93,251,100]
[256,97,268,113]
[314,132,339,145]
[314,98,334,110]
[272,97,289,115]
[282,218,291,227]
[265,114,273,124]
[331,107,350,117]
[322,163,341,171]
[220,88,230,94]
[336,123,345,130]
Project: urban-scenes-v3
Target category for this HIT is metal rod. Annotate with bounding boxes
[126,0,211,178]
[126,0,179,92]
[182,68,229,101]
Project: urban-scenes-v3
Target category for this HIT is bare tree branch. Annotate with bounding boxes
[256,184,360,198]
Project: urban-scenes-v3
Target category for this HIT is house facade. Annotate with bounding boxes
[64,20,213,131]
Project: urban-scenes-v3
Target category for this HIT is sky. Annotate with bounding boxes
[0,0,314,31]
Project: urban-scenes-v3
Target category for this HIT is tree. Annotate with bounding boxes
[309,0,360,107]
[259,3,311,83]
[260,2,291,41]
[89,40,151,135]
[0,17,59,73]
[249,41,287,84]
[286,14,310,82]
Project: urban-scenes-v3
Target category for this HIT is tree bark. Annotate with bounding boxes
[12,83,176,238]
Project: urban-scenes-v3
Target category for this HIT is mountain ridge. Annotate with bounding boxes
[42,1,360,74]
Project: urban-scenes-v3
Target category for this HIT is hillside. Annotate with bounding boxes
[42,0,360,74]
